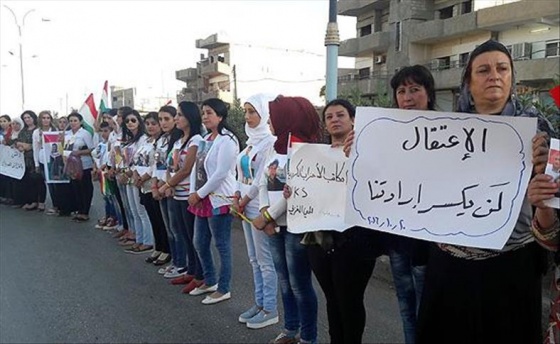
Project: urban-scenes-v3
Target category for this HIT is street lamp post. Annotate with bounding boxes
[3,5,35,111]
[324,0,339,103]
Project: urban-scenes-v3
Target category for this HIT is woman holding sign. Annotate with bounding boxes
[303,98,382,344]
[252,96,321,344]
[32,111,56,212]
[231,93,279,329]
[416,40,556,344]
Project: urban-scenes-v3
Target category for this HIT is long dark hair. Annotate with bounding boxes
[121,109,145,144]
[67,112,84,129]
[177,101,202,149]
[158,105,182,155]
[201,98,239,147]
[390,65,436,110]
[20,110,38,129]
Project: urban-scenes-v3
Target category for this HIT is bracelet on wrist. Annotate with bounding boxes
[532,216,560,242]
[263,209,273,222]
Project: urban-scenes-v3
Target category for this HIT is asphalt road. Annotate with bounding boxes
[0,191,404,344]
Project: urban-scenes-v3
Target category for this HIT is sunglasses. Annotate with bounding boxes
[125,118,137,124]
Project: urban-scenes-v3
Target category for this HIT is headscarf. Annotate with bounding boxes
[269,96,322,154]
[244,93,276,146]
[10,117,23,140]
[457,39,555,136]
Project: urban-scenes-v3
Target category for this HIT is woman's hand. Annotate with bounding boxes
[532,132,549,175]
[283,185,292,199]
[164,188,174,198]
[528,174,559,209]
[343,130,355,158]
[188,192,201,207]
[252,214,268,231]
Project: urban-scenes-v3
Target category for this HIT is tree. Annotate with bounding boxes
[226,101,248,149]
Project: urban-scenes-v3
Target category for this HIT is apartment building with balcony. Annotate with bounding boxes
[338,0,560,111]
[176,33,326,106]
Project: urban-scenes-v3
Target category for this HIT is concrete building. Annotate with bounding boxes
[110,86,136,109]
[337,0,560,110]
[176,33,326,105]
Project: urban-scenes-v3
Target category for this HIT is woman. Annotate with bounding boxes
[64,113,94,222]
[301,98,382,344]
[32,111,56,212]
[252,96,321,344]
[0,115,13,204]
[158,102,203,290]
[3,117,22,207]
[528,134,560,342]
[121,109,153,252]
[416,39,555,343]
[187,98,239,305]
[232,94,279,329]
[15,111,40,210]
[150,106,182,270]
[130,112,165,254]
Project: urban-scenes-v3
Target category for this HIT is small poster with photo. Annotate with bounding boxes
[42,132,70,183]
[544,138,560,209]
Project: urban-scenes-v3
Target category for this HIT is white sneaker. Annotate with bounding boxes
[164,266,187,279]
[158,265,174,275]
[202,291,231,305]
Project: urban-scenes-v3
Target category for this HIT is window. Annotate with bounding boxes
[439,6,453,19]
[462,1,473,14]
[360,25,372,37]
[395,22,401,52]
[358,67,371,79]
[459,52,469,67]
[546,40,560,57]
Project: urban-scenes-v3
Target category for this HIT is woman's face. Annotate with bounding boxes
[324,104,353,137]
[174,112,190,132]
[58,118,68,130]
[12,121,22,132]
[22,114,34,127]
[159,111,175,133]
[0,117,10,130]
[125,115,139,132]
[145,117,161,137]
[468,51,512,112]
[396,82,429,110]
[69,116,81,131]
[41,114,52,128]
[201,105,222,132]
[244,103,261,129]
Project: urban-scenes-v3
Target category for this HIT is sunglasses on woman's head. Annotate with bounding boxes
[125,118,137,124]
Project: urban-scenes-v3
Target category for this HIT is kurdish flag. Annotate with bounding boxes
[99,80,110,114]
[78,93,98,135]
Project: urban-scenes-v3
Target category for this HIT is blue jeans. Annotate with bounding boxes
[118,183,134,231]
[242,221,278,312]
[389,249,426,344]
[160,198,177,263]
[169,199,202,279]
[126,185,153,246]
[193,214,232,294]
[269,227,317,343]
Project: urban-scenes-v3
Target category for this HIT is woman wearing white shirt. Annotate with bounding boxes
[32,111,56,212]
[187,98,239,305]
[232,94,279,329]
[121,110,153,253]
[65,113,94,222]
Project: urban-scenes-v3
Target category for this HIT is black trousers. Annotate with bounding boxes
[70,168,93,216]
[19,169,45,205]
[55,182,77,215]
[37,164,47,203]
[139,191,170,253]
[306,227,380,344]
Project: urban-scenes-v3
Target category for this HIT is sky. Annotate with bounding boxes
[0,0,356,116]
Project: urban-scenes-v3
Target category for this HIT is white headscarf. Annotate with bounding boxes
[10,117,23,140]
[244,93,277,146]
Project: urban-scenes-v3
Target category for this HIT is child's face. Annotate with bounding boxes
[553,155,560,170]
[100,128,111,140]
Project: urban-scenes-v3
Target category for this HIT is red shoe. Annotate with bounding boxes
[171,274,194,285]
[182,279,203,294]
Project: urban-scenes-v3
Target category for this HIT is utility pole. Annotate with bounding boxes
[325,0,340,103]
[3,5,36,111]
[232,65,238,105]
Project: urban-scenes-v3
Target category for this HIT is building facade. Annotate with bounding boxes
[176,33,326,106]
[110,86,136,109]
[338,0,560,110]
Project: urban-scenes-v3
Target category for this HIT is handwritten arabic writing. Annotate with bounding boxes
[287,143,350,233]
[345,107,536,250]
[0,144,25,180]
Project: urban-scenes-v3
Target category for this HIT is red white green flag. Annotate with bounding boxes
[99,80,110,114]
[78,93,98,135]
